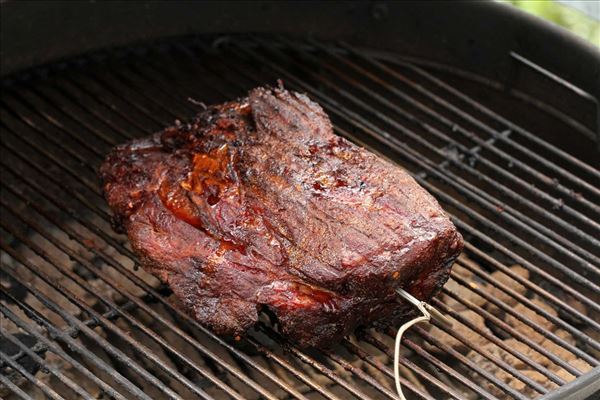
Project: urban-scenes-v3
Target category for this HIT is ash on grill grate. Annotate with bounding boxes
[1,35,599,400]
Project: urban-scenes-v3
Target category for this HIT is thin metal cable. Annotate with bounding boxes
[395,316,430,400]
[394,289,452,400]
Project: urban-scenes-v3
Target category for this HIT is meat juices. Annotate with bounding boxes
[100,86,463,348]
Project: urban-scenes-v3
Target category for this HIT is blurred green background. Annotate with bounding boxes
[503,0,599,46]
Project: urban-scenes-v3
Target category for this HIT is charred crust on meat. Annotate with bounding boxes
[99,85,463,348]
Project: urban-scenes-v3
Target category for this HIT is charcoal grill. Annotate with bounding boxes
[1,2,600,400]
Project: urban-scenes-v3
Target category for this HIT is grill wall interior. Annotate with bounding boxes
[1,36,599,400]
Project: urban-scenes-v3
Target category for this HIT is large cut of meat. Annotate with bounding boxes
[100,86,463,347]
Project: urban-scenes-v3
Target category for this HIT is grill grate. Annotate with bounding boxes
[1,35,599,400]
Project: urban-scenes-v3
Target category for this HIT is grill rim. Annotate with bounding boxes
[3,1,600,104]
[539,367,600,400]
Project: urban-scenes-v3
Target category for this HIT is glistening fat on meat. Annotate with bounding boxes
[99,85,463,348]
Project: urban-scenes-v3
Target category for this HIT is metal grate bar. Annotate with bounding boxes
[455,258,600,352]
[0,298,138,372]
[0,330,94,399]
[457,218,600,320]
[0,106,112,214]
[0,365,34,400]
[1,78,592,400]
[463,238,597,325]
[442,279,590,375]
[340,339,436,400]
[0,129,128,254]
[402,335,499,400]
[412,326,531,400]
[86,69,175,128]
[0,197,245,400]
[0,301,131,400]
[362,326,504,400]
[0,239,190,400]
[322,350,398,400]
[0,138,131,257]
[0,349,64,400]
[431,298,558,380]
[16,87,116,153]
[258,328,374,400]
[360,332,468,400]
[243,336,345,400]
[451,273,598,363]
[0,95,102,175]
[0,287,154,400]
[419,317,548,396]
[59,77,155,137]
[351,43,600,180]
[441,289,573,379]
[292,340,400,399]
[9,84,124,156]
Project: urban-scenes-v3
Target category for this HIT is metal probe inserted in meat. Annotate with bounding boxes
[394,288,452,400]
